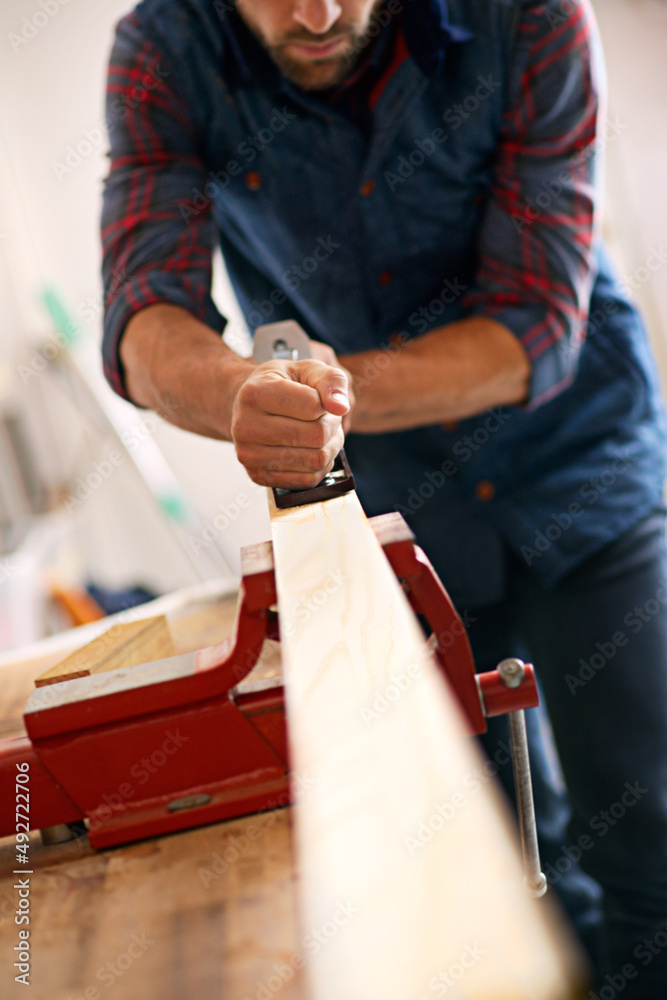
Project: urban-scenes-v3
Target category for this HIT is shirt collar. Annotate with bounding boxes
[404,0,473,77]
[218,1,473,90]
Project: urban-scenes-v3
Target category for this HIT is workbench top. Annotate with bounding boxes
[0,584,306,1000]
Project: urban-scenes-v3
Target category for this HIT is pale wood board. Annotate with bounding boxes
[269,490,584,1000]
[34,616,175,687]
[0,591,240,744]
[0,580,237,675]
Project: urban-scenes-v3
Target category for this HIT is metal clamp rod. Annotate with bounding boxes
[497,658,548,898]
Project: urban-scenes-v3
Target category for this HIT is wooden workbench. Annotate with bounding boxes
[0,583,306,1000]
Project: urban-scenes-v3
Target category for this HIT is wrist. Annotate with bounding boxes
[214,353,256,439]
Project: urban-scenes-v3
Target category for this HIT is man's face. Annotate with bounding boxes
[235,0,387,90]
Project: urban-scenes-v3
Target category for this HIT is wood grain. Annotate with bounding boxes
[34,616,175,687]
[0,591,241,744]
[0,809,304,1000]
[0,587,298,1000]
[269,490,584,1000]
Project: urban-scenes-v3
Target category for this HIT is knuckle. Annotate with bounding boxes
[238,379,258,407]
[231,416,248,443]
[310,448,329,471]
[309,422,328,449]
[299,471,324,488]
[251,471,272,487]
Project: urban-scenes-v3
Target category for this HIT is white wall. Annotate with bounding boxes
[592,0,667,385]
[0,0,269,601]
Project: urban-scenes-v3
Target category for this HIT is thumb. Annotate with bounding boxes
[296,360,350,416]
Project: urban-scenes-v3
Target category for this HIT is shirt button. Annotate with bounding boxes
[360,178,376,197]
[245,171,262,191]
[475,480,496,502]
[441,421,458,432]
[377,270,394,287]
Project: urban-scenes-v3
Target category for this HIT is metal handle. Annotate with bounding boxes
[497,658,548,897]
[251,320,355,509]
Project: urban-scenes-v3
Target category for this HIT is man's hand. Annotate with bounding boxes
[231,358,351,489]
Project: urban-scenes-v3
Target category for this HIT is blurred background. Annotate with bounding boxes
[0,0,665,650]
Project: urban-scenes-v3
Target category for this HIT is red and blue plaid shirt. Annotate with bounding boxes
[101,0,666,603]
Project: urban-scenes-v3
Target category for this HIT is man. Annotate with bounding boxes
[101,0,667,992]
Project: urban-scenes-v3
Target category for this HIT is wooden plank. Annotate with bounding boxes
[34,616,175,687]
[0,579,236,676]
[0,589,267,744]
[0,809,304,1000]
[269,490,584,1000]
[0,587,295,1000]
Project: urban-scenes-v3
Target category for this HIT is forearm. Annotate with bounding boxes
[120,303,254,439]
[340,317,530,433]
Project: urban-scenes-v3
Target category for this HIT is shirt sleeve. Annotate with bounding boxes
[462,0,605,407]
[101,12,225,400]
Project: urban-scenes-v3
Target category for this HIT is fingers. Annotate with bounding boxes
[234,410,341,449]
[235,359,350,423]
[290,359,350,418]
[237,370,325,422]
[238,423,346,489]
[231,358,348,489]
[309,340,340,367]
[308,346,356,423]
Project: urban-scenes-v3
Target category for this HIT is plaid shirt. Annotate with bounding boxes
[101,0,665,603]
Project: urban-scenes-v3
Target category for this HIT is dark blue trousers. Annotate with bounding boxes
[470,509,667,997]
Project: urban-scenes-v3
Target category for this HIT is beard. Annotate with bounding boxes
[237,1,387,91]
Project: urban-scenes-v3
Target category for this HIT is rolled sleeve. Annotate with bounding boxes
[463,0,605,407]
[101,12,225,400]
